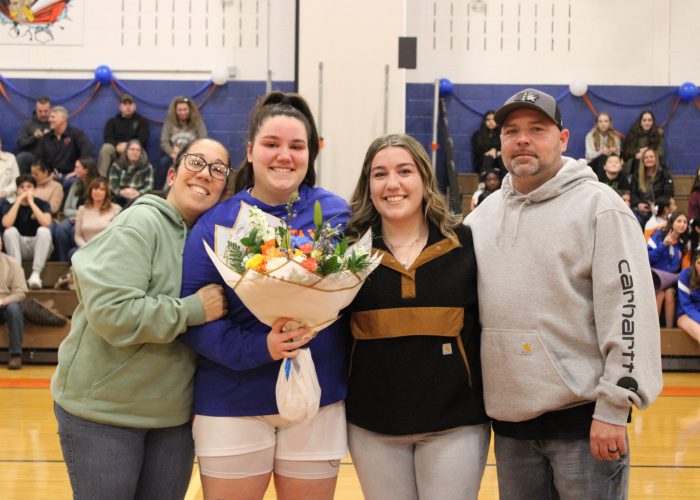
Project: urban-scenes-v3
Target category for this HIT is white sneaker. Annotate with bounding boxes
[27,272,42,290]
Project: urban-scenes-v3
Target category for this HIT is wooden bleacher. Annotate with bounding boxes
[0,261,75,364]
[672,174,693,215]
[660,328,700,371]
[458,173,481,214]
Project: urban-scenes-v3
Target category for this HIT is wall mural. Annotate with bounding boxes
[0,0,81,44]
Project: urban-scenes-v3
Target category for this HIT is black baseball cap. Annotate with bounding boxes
[120,94,134,103]
[494,88,562,129]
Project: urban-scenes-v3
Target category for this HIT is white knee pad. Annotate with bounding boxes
[198,447,275,479]
[274,458,342,480]
[198,450,342,481]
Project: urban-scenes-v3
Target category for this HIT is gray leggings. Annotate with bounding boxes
[348,422,491,500]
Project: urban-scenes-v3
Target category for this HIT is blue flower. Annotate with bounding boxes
[291,234,313,249]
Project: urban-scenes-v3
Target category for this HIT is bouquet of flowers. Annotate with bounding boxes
[203,197,381,422]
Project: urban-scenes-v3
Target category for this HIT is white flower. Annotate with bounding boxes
[262,225,276,242]
[350,247,369,258]
[248,207,268,229]
[247,206,279,242]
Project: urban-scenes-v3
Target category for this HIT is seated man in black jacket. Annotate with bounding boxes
[35,106,93,182]
[97,94,150,176]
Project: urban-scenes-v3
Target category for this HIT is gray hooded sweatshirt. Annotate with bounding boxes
[465,157,662,427]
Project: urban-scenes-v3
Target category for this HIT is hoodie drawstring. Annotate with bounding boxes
[497,192,529,247]
[510,200,530,246]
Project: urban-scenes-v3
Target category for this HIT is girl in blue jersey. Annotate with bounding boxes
[180,92,349,500]
[677,252,700,346]
[648,211,688,326]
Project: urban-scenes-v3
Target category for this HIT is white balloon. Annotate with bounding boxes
[569,80,588,97]
[211,68,229,86]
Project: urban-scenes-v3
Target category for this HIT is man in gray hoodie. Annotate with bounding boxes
[465,88,662,499]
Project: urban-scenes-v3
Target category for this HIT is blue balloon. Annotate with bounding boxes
[94,65,112,85]
[678,82,698,102]
[439,78,453,97]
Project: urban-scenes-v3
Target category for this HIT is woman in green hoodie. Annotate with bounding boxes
[51,138,231,499]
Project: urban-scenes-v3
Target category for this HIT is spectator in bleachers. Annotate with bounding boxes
[677,251,700,346]
[470,110,505,178]
[73,177,122,257]
[585,111,621,176]
[0,137,20,203]
[687,166,700,221]
[157,96,208,189]
[644,197,677,233]
[622,110,665,179]
[689,218,700,257]
[108,139,154,206]
[31,159,64,215]
[34,106,94,181]
[1,174,53,290]
[596,153,629,192]
[0,237,27,370]
[630,148,673,226]
[97,94,150,177]
[471,168,501,210]
[16,96,51,174]
[54,157,99,262]
[618,189,632,208]
[648,211,688,327]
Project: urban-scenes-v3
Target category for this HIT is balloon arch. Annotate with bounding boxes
[437,77,699,131]
[0,65,231,124]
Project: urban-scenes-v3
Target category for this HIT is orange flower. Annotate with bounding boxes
[261,239,276,253]
[299,243,313,254]
[301,257,318,272]
[261,239,283,257]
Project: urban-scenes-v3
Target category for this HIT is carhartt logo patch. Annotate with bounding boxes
[442,343,453,355]
[520,342,532,355]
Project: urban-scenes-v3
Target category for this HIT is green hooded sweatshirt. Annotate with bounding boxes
[51,195,206,428]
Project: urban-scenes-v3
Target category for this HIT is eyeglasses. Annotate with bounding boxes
[181,153,230,181]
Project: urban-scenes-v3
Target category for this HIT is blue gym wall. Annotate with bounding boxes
[3,79,699,179]
[0,78,295,169]
[406,83,700,176]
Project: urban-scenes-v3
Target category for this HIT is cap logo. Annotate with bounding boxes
[515,91,539,103]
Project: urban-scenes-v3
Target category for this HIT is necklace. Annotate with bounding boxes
[384,229,426,268]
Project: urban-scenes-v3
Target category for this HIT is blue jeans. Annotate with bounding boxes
[54,403,195,500]
[54,218,76,262]
[494,433,629,500]
[0,301,23,355]
[348,423,491,500]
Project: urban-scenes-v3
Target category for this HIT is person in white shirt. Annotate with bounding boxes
[0,137,20,203]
